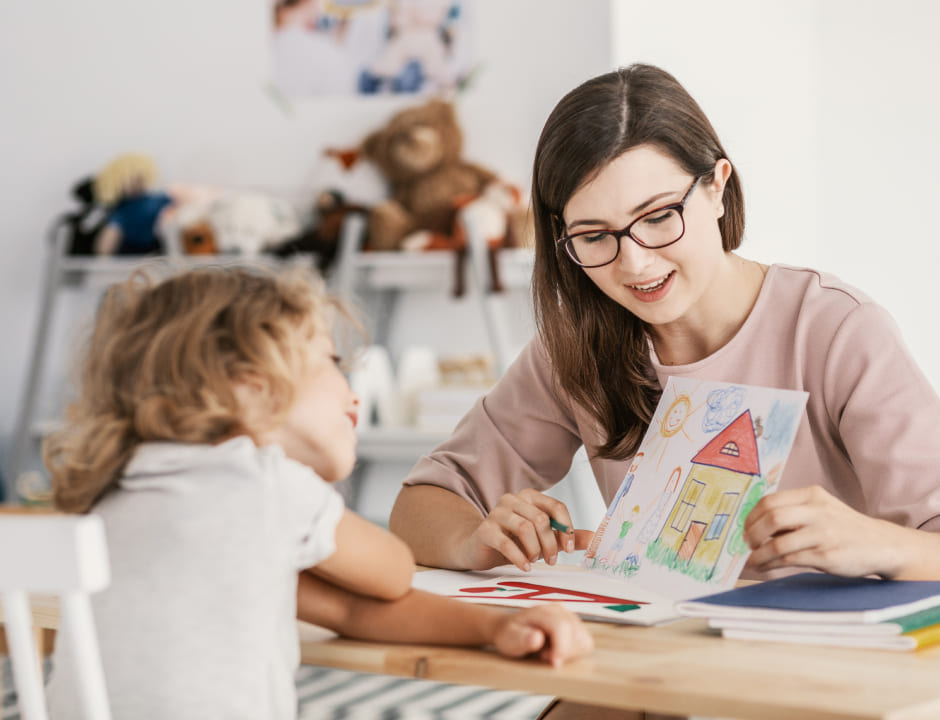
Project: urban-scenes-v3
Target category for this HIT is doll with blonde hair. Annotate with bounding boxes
[43,263,591,720]
[93,152,173,255]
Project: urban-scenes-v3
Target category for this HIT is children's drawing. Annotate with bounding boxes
[585,377,808,599]
[456,581,646,608]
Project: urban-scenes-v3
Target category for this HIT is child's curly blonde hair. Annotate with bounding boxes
[44,263,348,513]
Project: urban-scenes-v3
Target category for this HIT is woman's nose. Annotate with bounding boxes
[615,235,657,274]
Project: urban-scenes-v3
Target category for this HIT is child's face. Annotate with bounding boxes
[263,331,359,483]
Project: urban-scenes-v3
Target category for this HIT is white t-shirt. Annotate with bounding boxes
[46,437,345,720]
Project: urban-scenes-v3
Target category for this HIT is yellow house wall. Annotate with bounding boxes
[659,464,753,560]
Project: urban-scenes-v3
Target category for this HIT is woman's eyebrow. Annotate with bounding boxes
[629,189,676,215]
[567,189,677,231]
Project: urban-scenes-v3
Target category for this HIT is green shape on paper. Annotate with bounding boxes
[604,604,640,612]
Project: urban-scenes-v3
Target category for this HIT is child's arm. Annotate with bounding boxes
[310,509,415,600]
[297,571,594,667]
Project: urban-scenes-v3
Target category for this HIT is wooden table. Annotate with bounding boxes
[298,616,940,720]
[7,595,940,719]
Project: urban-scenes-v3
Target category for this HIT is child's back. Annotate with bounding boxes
[47,437,344,720]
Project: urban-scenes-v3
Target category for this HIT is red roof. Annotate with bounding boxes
[690,410,760,476]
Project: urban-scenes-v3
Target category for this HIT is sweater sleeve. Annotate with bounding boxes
[403,337,584,515]
[822,301,940,531]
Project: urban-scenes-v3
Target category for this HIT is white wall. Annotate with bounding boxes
[5,0,939,512]
[613,0,940,391]
[0,0,613,492]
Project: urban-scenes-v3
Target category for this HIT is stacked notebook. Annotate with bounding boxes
[676,572,940,651]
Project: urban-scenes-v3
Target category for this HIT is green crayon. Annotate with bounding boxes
[549,518,572,534]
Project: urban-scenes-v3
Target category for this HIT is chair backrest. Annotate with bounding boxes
[0,513,111,720]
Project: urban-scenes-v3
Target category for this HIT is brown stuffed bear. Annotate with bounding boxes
[360,99,498,254]
[330,99,527,295]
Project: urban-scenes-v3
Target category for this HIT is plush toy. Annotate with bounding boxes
[445,180,531,293]
[56,176,109,256]
[268,188,367,273]
[340,98,523,295]
[93,153,174,255]
[203,191,302,256]
[180,219,218,255]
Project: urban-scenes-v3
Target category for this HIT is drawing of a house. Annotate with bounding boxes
[653,410,761,578]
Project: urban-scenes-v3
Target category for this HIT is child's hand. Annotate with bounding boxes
[490,605,593,667]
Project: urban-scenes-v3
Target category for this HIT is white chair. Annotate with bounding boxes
[0,513,111,720]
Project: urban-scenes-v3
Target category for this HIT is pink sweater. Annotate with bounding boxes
[404,264,940,539]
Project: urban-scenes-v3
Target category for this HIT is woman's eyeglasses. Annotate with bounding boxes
[557,175,702,268]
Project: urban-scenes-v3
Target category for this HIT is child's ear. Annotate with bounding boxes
[232,373,276,431]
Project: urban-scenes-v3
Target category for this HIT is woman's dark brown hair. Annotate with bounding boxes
[531,64,745,460]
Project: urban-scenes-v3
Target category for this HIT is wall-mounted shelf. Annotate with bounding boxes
[346,246,533,291]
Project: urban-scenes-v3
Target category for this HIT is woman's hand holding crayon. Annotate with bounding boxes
[459,488,593,571]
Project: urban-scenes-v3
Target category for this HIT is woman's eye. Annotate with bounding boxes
[642,208,678,226]
[581,231,613,244]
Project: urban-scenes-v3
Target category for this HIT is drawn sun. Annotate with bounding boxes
[645,384,705,468]
[661,395,692,437]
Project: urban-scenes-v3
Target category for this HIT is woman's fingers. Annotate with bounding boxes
[743,485,904,577]
[572,529,594,551]
[518,489,579,561]
[476,491,578,569]
[475,516,536,571]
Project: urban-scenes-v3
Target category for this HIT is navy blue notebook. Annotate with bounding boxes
[675,572,940,624]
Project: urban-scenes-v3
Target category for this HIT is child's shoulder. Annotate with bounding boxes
[123,437,263,478]
[117,437,330,503]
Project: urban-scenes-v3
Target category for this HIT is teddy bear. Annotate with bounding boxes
[341,98,524,295]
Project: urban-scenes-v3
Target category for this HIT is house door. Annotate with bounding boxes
[678,521,706,561]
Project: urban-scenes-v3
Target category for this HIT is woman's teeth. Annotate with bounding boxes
[630,273,671,292]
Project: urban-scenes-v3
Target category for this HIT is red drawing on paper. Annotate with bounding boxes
[456,581,648,605]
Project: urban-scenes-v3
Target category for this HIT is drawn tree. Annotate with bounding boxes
[726,477,767,556]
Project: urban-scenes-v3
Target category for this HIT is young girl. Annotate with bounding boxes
[43,264,592,720]
[390,63,940,582]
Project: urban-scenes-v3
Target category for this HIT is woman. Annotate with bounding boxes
[390,63,940,585]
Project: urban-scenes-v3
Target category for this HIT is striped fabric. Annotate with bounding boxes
[1,658,552,719]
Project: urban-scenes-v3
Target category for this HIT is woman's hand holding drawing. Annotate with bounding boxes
[743,485,940,579]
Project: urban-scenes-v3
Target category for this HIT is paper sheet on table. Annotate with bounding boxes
[413,562,680,625]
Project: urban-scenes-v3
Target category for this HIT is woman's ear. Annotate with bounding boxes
[710,158,733,218]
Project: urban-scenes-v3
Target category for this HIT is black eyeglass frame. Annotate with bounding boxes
[556,175,704,268]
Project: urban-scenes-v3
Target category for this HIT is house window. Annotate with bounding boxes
[704,491,740,541]
[672,479,705,532]
[720,441,740,457]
